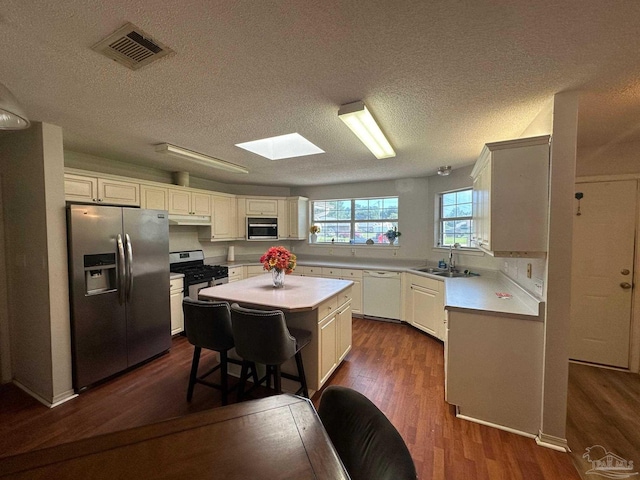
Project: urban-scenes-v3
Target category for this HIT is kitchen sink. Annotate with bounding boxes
[415,267,445,274]
[413,266,478,278]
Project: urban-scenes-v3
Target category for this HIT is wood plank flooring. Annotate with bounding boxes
[566,362,640,479]
[0,317,580,479]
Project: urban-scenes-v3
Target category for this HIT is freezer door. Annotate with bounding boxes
[67,205,128,391]
[123,208,171,366]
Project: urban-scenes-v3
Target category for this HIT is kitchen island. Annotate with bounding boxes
[199,274,354,394]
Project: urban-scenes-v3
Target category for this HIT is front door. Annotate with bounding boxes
[569,180,637,368]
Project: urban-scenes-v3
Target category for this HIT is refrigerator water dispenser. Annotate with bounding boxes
[84,253,117,295]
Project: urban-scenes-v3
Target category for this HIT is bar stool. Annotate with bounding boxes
[183,298,244,406]
[230,303,310,399]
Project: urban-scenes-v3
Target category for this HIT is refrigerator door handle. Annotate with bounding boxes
[117,234,126,305]
[125,234,133,301]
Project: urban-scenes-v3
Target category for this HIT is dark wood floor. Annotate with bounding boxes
[0,317,580,479]
[566,362,640,480]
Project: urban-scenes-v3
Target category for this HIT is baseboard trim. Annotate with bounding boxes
[536,431,570,452]
[455,411,537,440]
[13,380,77,408]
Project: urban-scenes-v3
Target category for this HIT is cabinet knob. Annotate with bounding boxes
[621,269,630,275]
[620,282,632,290]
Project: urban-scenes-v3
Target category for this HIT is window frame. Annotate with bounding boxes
[311,196,400,245]
[436,188,476,249]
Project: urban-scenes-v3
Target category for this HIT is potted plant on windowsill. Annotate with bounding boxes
[309,225,320,243]
[385,227,401,245]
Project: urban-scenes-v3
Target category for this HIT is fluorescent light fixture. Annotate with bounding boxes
[155,143,249,174]
[0,82,30,130]
[235,133,324,160]
[338,101,395,159]
[437,165,452,176]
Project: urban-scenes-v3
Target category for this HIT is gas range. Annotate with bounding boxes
[169,250,228,298]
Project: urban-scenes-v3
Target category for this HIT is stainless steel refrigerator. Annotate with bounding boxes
[67,204,171,392]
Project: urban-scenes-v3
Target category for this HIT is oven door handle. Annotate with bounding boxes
[117,234,126,305]
[125,234,133,302]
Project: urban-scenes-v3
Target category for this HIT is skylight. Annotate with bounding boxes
[235,133,324,160]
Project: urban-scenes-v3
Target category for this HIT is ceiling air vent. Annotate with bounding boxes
[92,22,174,70]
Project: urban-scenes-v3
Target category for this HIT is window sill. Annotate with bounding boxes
[308,243,399,249]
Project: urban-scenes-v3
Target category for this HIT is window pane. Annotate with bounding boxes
[438,189,474,248]
[442,192,456,206]
[442,205,458,219]
[456,204,472,217]
[456,190,472,204]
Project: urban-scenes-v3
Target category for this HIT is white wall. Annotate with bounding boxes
[0,177,11,382]
[576,140,640,177]
[0,123,73,404]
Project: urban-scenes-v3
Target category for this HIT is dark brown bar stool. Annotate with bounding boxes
[230,303,310,399]
[183,298,244,406]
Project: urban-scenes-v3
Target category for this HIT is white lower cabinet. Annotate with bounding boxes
[228,266,244,283]
[404,273,445,340]
[245,265,268,278]
[320,267,363,315]
[317,288,352,386]
[170,277,184,335]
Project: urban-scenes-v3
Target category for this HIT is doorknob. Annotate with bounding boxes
[620,282,632,289]
[621,269,630,275]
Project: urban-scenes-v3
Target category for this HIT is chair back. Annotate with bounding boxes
[182,298,234,352]
[230,303,296,365]
[318,386,417,480]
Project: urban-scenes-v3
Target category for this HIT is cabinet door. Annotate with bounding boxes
[192,192,212,216]
[278,199,289,239]
[140,185,168,210]
[337,302,352,362]
[411,284,440,338]
[211,195,233,239]
[170,290,184,335]
[98,178,140,206]
[319,314,338,385]
[65,174,98,203]
[246,198,278,215]
[168,189,191,215]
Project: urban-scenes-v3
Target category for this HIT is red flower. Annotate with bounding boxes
[259,246,297,274]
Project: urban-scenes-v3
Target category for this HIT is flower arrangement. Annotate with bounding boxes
[309,225,321,234]
[260,246,297,274]
[385,226,401,241]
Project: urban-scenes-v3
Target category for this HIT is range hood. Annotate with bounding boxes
[168,215,211,226]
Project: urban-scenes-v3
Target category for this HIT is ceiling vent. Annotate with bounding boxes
[92,22,174,70]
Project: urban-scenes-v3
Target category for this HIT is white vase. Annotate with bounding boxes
[310,233,317,243]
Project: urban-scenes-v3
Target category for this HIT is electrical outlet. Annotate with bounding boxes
[392,249,397,256]
[533,278,544,296]
[329,248,333,256]
[503,261,508,272]
[526,263,532,278]
[351,249,356,256]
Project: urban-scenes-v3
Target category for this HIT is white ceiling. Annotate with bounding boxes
[2,1,639,186]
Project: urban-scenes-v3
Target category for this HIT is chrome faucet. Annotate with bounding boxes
[448,243,460,272]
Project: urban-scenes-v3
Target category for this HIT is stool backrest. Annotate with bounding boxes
[230,303,296,365]
[318,386,417,480]
[183,298,234,352]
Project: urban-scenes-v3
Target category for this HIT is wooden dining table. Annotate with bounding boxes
[0,394,350,479]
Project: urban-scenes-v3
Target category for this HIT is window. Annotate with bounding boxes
[312,197,399,244]
[438,189,473,247]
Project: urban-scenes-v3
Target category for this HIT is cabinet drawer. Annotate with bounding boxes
[170,277,183,291]
[304,266,322,276]
[338,286,353,307]
[341,269,363,279]
[228,266,243,277]
[410,274,442,292]
[321,267,341,278]
[317,295,338,321]
[246,265,266,276]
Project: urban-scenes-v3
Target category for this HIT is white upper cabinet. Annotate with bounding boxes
[470,135,550,257]
[140,185,168,210]
[288,196,309,240]
[246,197,278,216]
[168,189,211,215]
[64,173,140,206]
[199,194,237,241]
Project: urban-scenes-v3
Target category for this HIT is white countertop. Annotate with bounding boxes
[198,274,353,312]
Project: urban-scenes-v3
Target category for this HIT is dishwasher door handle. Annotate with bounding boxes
[364,270,400,278]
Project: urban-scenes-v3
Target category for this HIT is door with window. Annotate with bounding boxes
[570,180,637,368]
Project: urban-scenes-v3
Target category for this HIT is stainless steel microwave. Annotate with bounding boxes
[247,217,278,240]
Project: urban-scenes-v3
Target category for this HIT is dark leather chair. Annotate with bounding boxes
[318,386,417,480]
[183,298,243,405]
[230,303,310,399]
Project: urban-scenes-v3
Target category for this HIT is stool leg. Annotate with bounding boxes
[237,361,249,402]
[274,365,282,394]
[294,351,309,398]
[187,346,201,402]
[220,350,229,405]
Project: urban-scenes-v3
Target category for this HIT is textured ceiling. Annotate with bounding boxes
[1,1,639,186]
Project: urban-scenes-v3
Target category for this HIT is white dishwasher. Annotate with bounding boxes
[363,270,401,321]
